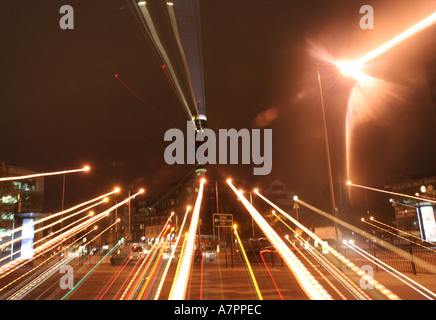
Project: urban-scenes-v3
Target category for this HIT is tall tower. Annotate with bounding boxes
[193,115,208,177]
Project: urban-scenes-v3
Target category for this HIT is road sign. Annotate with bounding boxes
[213,214,233,228]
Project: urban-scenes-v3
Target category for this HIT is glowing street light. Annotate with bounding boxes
[335,12,436,80]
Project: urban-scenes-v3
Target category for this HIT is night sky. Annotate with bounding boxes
[1,0,435,225]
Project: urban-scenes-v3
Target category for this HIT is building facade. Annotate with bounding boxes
[0,162,45,261]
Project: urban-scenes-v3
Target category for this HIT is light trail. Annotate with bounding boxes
[361,218,436,253]
[369,216,432,244]
[293,195,436,277]
[0,224,96,294]
[0,165,90,181]
[335,12,436,78]
[256,190,400,300]
[7,252,77,300]
[0,199,106,255]
[346,242,436,300]
[168,178,206,300]
[347,181,436,205]
[136,1,197,120]
[0,190,140,280]
[0,187,119,241]
[284,236,349,300]
[357,12,436,66]
[119,212,175,300]
[229,181,333,300]
[61,239,122,300]
[137,231,173,300]
[114,73,176,127]
[113,255,146,300]
[259,250,284,300]
[0,226,98,297]
[118,252,152,300]
[154,206,191,300]
[275,212,368,300]
[95,255,132,300]
[6,225,101,300]
[234,225,263,300]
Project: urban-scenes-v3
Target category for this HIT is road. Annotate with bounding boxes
[2,244,436,301]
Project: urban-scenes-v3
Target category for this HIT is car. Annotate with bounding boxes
[110,245,144,265]
[130,245,145,261]
[194,246,216,262]
[202,246,217,261]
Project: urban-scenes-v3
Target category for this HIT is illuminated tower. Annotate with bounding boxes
[193,115,207,176]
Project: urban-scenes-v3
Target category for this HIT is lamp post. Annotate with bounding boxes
[316,63,340,245]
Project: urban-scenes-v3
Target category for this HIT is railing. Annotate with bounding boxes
[340,247,436,275]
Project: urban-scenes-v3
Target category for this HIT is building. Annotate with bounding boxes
[385,173,436,243]
[0,162,45,262]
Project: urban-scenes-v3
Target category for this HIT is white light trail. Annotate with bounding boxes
[169,178,205,300]
[293,195,436,277]
[369,216,434,245]
[0,166,90,181]
[361,218,436,253]
[230,181,333,300]
[347,242,436,300]
[257,190,400,300]
[284,235,349,300]
[276,213,370,300]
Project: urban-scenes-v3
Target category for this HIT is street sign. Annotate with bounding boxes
[213,214,233,228]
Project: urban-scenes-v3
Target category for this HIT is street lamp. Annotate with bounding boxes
[316,63,340,245]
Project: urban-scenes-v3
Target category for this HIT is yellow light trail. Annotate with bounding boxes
[0,165,90,181]
[154,206,191,300]
[347,242,436,300]
[347,181,436,205]
[257,190,400,300]
[233,225,263,300]
[230,181,332,300]
[168,178,206,300]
